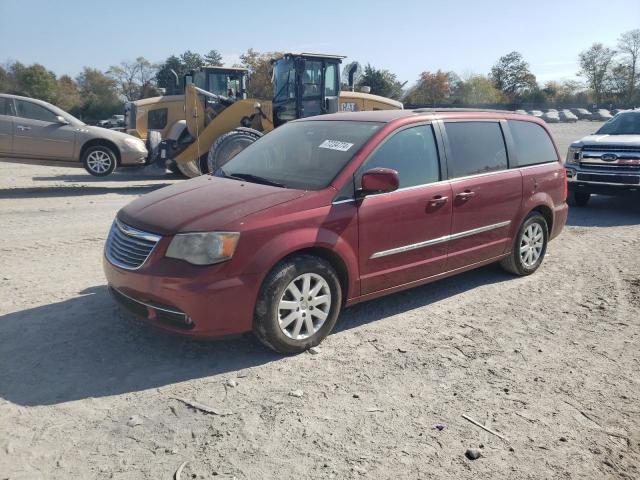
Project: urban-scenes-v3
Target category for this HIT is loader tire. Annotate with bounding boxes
[207,128,263,173]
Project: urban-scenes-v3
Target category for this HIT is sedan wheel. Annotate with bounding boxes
[82,146,117,176]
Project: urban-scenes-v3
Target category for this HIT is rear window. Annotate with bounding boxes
[508,120,558,166]
[444,121,507,178]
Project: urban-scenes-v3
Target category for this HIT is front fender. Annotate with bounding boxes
[243,227,360,300]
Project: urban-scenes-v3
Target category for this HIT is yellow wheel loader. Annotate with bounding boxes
[124,66,249,167]
[158,53,403,177]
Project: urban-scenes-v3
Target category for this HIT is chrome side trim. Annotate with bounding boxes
[369,220,511,259]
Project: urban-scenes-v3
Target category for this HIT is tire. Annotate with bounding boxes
[82,145,117,176]
[146,130,162,164]
[568,191,590,207]
[500,212,549,276]
[207,128,263,173]
[254,254,343,354]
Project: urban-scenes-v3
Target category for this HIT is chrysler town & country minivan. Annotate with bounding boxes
[104,109,568,353]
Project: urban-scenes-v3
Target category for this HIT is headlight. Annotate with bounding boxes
[124,137,146,151]
[166,232,240,265]
[566,146,581,165]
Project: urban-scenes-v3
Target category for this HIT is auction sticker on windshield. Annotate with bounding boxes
[319,140,354,152]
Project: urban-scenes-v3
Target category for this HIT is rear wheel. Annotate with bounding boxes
[568,191,590,207]
[500,212,548,276]
[254,255,342,354]
[207,129,263,173]
[82,145,117,176]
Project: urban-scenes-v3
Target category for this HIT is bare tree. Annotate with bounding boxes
[108,57,158,101]
[617,29,640,101]
[578,43,616,105]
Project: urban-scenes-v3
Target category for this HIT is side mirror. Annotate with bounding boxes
[55,115,69,125]
[359,168,399,195]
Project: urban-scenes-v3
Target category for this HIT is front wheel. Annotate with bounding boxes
[254,255,342,354]
[82,146,117,176]
[500,212,548,276]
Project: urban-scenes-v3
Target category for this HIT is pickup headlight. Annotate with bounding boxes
[166,232,240,265]
[124,137,146,151]
[566,146,581,165]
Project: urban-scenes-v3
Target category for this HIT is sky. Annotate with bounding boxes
[1,0,638,87]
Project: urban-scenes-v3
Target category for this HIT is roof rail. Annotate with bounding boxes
[412,107,515,114]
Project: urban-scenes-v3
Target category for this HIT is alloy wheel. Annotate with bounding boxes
[278,273,332,340]
[87,150,113,174]
[520,223,544,268]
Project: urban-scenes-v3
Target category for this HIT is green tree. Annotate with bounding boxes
[578,43,616,105]
[56,74,81,112]
[617,29,640,101]
[76,67,122,121]
[180,50,204,71]
[357,64,406,100]
[455,75,503,105]
[13,63,59,103]
[405,70,449,106]
[0,66,7,92]
[239,48,281,98]
[204,49,224,66]
[490,51,537,100]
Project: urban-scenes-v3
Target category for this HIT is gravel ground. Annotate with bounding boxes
[1,121,639,479]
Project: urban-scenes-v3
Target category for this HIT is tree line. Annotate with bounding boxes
[1,29,638,122]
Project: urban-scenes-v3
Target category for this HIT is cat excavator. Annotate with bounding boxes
[159,53,403,177]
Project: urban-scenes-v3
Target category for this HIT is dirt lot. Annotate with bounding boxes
[1,121,639,479]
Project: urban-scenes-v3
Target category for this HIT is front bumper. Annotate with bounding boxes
[565,165,640,196]
[103,250,262,337]
[120,148,148,166]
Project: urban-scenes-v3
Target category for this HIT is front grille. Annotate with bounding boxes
[577,173,640,185]
[105,219,161,270]
[583,145,640,152]
[580,163,640,172]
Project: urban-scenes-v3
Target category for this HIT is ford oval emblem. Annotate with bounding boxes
[601,153,618,162]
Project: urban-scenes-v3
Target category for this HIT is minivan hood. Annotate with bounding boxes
[118,175,306,235]
[573,134,640,147]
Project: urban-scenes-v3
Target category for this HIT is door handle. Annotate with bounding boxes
[17,125,31,131]
[456,190,475,201]
[428,195,448,206]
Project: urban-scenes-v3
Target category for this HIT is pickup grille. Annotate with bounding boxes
[105,220,160,270]
[582,145,639,152]
[577,173,640,185]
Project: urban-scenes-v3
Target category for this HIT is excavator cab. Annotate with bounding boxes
[271,53,344,127]
[186,67,248,100]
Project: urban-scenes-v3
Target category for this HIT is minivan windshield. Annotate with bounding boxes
[216,120,383,190]
[596,112,640,135]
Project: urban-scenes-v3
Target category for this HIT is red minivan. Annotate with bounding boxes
[104,109,568,353]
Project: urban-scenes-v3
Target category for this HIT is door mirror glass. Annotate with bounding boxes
[56,115,69,125]
[360,168,399,195]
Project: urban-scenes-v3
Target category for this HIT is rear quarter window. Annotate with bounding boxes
[508,120,558,167]
[444,121,507,178]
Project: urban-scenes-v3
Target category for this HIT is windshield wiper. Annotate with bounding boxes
[226,172,286,188]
